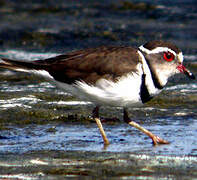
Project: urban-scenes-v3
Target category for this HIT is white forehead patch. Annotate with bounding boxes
[139,45,176,56]
[177,52,184,63]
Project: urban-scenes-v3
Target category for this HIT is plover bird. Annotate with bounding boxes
[0,40,195,145]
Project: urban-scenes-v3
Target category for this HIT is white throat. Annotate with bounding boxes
[138,50,162,95]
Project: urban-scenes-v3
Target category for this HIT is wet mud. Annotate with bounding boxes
[0,0,197,179]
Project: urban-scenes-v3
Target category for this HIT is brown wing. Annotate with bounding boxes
[0,46,140,84]
[37,46,140,84]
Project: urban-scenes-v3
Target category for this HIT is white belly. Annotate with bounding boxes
[54,73,143,107]
[29,66,160,108]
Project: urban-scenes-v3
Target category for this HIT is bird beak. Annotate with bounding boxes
[177,64,195,79]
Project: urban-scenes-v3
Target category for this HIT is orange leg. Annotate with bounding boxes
[123,108,169,145]
[93,106,110,145]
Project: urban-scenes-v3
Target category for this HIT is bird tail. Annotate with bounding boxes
[0,58,43,72]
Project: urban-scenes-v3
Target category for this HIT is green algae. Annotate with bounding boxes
[147,93,197,109]
[1,151,197,179]
[0,107,93,126]
[21,31,56,48]
[118,1,156,11]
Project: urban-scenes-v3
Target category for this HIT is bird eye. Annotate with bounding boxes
[163,52,175,62]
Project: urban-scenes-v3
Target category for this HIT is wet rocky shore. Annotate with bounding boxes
[0,0,197,179]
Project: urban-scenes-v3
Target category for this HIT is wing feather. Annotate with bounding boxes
[0,46,140,84]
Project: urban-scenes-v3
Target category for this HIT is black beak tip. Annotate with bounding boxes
[190,73,195,80]
[186,72,195,80]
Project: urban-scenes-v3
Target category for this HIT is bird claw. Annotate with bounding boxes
[152,135,170,145]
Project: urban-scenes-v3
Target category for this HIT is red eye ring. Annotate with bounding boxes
[163,52,175,62]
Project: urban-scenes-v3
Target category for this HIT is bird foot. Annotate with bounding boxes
[151,135,170,146]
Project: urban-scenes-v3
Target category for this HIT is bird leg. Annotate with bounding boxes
[92,106,110,145]
[123,108,169,145]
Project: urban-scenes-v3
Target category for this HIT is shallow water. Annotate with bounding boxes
[0,0,197,179]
